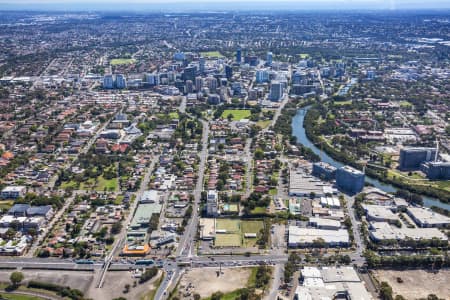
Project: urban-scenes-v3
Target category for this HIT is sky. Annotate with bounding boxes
[1,0,450,11]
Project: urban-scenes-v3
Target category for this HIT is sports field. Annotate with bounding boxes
[110,58,136,65]
[216,219,240,232]
[221,109,251,121]
[214,219,264,248]
[200,51,224,58]
[215,233,241,247]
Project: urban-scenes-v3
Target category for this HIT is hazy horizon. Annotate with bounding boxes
[1,0,450,12]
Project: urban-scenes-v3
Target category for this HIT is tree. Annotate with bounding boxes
[193,294,201,300]
[379,282,393,300]
[10,271,24,287]
[211,291,224,300]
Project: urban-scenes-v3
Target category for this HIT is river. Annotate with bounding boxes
[291,106,450,210]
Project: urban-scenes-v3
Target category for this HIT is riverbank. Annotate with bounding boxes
[291,105,450,209]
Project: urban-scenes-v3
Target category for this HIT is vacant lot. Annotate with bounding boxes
[221,109,251,121]
[373,269,450,300]
[110,58,136,65]
[179,267,251,298]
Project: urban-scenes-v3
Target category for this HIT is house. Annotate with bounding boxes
[1,186,26,199]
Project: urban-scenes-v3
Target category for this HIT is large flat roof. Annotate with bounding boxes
[407,207,450,226]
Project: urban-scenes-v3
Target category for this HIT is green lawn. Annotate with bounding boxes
[269,188,277,196]
[400,101,413,108]
[0,200,14,212]
[95,176,118,192]
[333,100,352,106]
[110,58,136,65]
[214,234,241,247]
[256,120,271,129]
[221,109,251,121]
[298,53,309,59]
[0,294,45,300]
[250,207,267,215]
[241,220,264,235]
[216,219,240,232]
[168,112,179,119]
[200,51,224,58]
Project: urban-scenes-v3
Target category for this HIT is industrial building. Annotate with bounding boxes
[398,147,437,170]
[362,204,398,223]
[368,222,448,243]
[335,166,365,194]
[312,162,337,181]
[288,226,349,248]
[295,266,373,300]
[406,207,450,228]
[289,169,336,197]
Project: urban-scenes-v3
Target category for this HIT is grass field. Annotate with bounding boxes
[0,200,14,212]
[241,220,264,235]
[168,112,179,119]
[256,120,271,129]
[110,58,136,65]
[216,219,240,232]
[333,100,352,106]
[61,176,118,191]
[298,53,309,59]
[0,294,46,300]
[221,109,251,121]
[200,51,224,58]
[215,234,241,247]
[250,207,267,214]
[399,101,413,108]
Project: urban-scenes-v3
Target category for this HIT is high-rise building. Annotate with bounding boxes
[199,56,206,74]
[236,47,242,63]
[145,73,160,86]
[207,77,218,93]
[399,147,437,170]
[115,74,127,89]
[256,69,269,83]
[195,77,203,92]
[173,52,185,61]
[266,51,273,66]
[224,64,233,80]
[103,75,114,89]
[185,80,194,94]
[312,162,337,181]
[336,166,365,194]
[183,66,196,82]
[269,80,283,101]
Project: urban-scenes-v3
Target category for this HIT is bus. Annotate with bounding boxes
[135,259,155,266]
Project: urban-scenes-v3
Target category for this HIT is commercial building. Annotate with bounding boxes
[295,267,373,300]
[406,207,450,228]
[309,217,341,230]
[256,69,269,83]
[269,80,283,101]
[266,51,273,66]
[236,47,242,63]
[335,166,365,194]
[115,74,127,89]
[312,162,337,181]
[288,226,349,248]
[140,190,160,204]
[289,169,336,198]
[398,147,437,170]
[103,74,114,89]
[420,161,450,180]
[1,186,26,199]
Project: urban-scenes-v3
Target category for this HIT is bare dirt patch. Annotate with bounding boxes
[179,267,251,298]
[373,269,450,300]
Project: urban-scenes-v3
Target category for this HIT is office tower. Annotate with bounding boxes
[115,74,127,89]
[269,80,283,101]
[183,66,196,82]
[103,75,114,89]
[185,80,194,94]
[244,56,258,66]
[267,51,273,66]
[207,94,221,105]
[399,147,437,170]
[256,69,269,83]
[207,77,218,92]
[336,166,365,194]
[367,70,375,79]
[195,76,203,92]
[145,73,159,86]
[236,47,242,63]
[199,56,206,74]
[420,162,450,180]
[224,64,233,80]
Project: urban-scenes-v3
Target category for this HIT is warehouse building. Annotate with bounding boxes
[406,207,450,228]
[288,226,349,248]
